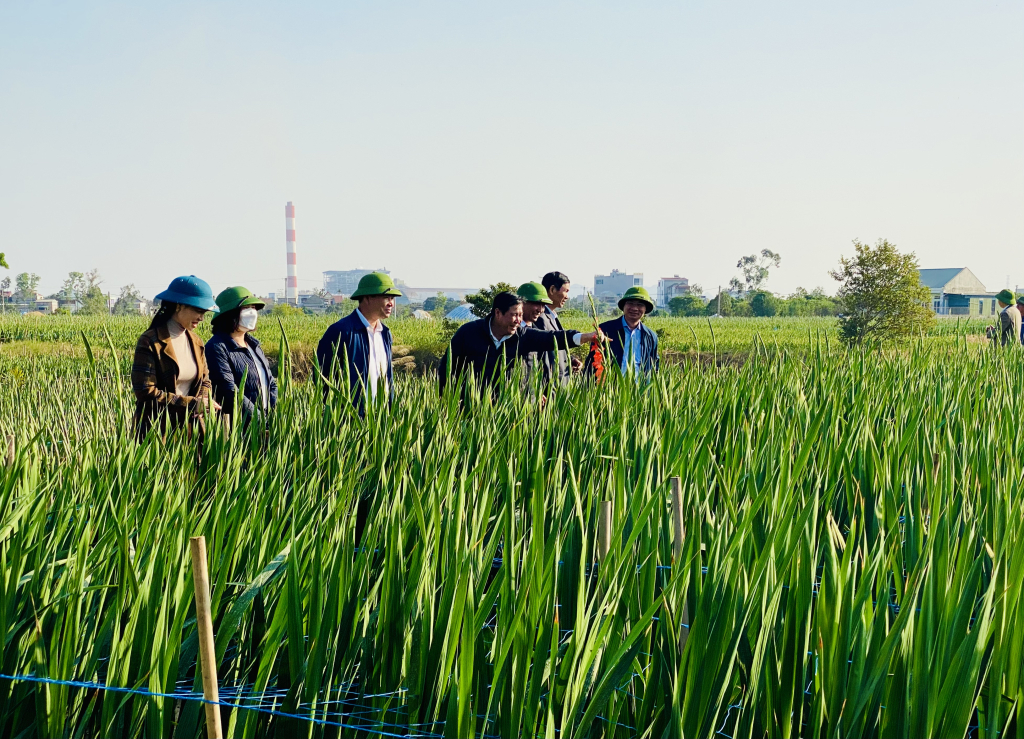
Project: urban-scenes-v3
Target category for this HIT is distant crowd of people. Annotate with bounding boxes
[129,271,659,440]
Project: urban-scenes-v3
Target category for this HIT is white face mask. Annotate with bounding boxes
[238,307,258,331]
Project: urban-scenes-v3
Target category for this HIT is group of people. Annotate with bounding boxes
[994,289,1024,347]
[131,270,660,440]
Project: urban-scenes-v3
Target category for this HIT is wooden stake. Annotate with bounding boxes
[4,436,13,466]
[599,500,612,560]
[670,477,690,653]
[190,536,223,739]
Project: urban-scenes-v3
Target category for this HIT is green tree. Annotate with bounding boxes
[112,284,144,315]
[0,253,7,269]
[13,273,40,302]
[465,282,517,318]
[706,290,733,317]
[668,295,705,317]
[76,270,108,315]
[733,249,781,295]
[424,292,451,317]
[830,239,935,345]
[750,291,779,317]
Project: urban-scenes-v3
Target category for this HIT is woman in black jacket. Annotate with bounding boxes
[206,286,278,425]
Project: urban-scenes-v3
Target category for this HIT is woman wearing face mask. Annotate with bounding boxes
[132,275,219,442]
[206,286,278,426]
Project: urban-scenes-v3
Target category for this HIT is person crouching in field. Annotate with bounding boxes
[316,272,401,413]
[132,276,220,442]
[585,286,660,379]
[995,290,1022,348]
[206,287,277,428]
[440,291,602,396]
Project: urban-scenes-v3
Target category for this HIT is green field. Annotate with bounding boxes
[0,314,1020,738]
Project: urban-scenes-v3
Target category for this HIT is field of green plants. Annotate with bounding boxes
[0,313,1020,738]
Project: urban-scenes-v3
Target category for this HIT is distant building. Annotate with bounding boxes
[918,268,997,316]
[594,270,643,301]
[323,268,389,296]
[35,299,59,314]
[656,276,690,307]
[400,286,479,304]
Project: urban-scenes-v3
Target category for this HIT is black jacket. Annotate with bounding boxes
[316,311,394,410]
[440,317,579,393]
[532,307,573,386]
[206,332,278,420]
[585,318,659,376]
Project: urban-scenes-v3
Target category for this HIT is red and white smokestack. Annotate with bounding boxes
[285,201,297,304]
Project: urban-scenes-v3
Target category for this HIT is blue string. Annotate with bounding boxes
[0,673,441,738]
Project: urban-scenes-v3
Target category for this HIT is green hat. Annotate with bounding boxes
[350,272,402,299]
[996,289,1015,306]
[618,286,654,313]
[214,286,265,314]
[517,281,552,304]
[1017,294,1024,305]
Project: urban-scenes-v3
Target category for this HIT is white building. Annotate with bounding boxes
[594,270,643,300]
[656,276,690,307]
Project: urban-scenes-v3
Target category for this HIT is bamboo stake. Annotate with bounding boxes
[4,435,13,466]
[190,536,223,739]
[670,477,690,652]
[599,500,612,560]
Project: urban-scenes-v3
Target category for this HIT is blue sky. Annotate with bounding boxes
[2,1,1021,298]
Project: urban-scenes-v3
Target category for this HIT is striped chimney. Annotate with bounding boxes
[285,201,297,304]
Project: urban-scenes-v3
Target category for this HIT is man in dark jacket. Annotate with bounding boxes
[996,290,1022,348]
[316,272,401,411]
[585,286,660,378]
[531,271,579,386]
[440,291,602,395]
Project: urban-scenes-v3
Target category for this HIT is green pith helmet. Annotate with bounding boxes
[1017,294,1024,306]
[996,289,1015,306]
[350,272,402,299]
[214,286,266,314]
[517,282,552,304]
[618,286,655,313]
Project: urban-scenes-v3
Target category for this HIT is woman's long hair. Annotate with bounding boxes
[211,307,241,335]
[149,301,179,329]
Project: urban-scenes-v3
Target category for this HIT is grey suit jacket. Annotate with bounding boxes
[533,307,573,385]
[999,306,1023,347]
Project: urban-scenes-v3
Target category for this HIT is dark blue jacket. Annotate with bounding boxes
[585,318,659,376]
[439,317,579,394]
[206,332,278,420]
[316,311,394,409]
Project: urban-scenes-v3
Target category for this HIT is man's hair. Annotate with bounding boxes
[542,272,570,291]
[491,291,523,314]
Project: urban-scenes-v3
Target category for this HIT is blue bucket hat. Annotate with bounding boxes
[155,275,218,311]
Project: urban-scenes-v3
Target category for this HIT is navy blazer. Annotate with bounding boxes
[440,317,578,394]
[585,318,659,376]
[532,307,573,386]
[316,311,394,408]
[206,332,278,420]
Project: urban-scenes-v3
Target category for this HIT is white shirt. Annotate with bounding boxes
[244,343,270,410]
[356,309,389,398]
[620,317,642,374]
[167,319,197,396]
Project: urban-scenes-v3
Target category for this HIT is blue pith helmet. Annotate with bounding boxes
[155,275,218,311]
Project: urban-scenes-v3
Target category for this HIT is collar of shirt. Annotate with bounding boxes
[488,319,512,349]
[355,309,384,334]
